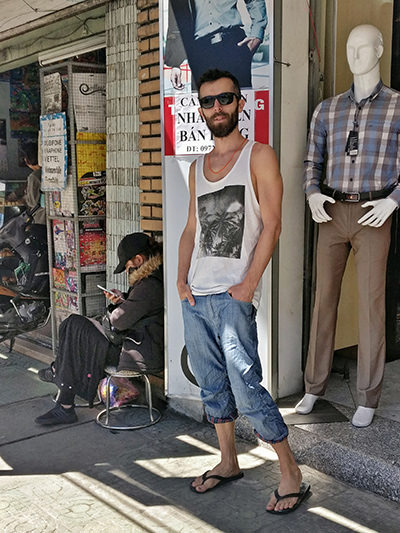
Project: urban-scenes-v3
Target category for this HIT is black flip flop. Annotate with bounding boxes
[190,470,244,494]
[266,482,311,514]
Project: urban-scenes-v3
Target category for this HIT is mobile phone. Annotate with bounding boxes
[97,285,125,300]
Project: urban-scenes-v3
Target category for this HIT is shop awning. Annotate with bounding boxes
[0,0,107,41]
[0,0,107,72]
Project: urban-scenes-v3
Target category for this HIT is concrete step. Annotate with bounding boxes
[232,398,400,503]
[283,401,400,503]
[12,333,54,365]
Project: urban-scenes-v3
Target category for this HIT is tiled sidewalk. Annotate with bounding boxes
[1,349,399,532]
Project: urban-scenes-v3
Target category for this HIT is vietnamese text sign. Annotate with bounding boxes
[164,90,269,156]
[40,112,67,191]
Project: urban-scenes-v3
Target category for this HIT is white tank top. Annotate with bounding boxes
[188,140,263,308]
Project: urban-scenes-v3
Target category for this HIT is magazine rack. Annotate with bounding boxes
[40,60,106,355]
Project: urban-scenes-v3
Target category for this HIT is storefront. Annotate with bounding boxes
[303,0,400,374]
[0,0,399,420]
[0,26,108,352]
[0,1,312,412]
[0,1,141,354]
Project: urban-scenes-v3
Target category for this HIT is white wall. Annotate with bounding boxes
[277,1,309,397]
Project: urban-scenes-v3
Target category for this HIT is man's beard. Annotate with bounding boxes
[205,106,239,138]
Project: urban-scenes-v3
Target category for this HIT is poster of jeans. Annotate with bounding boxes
[161,0,273,400]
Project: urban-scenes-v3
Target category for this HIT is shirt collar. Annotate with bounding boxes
[348,80,384,104]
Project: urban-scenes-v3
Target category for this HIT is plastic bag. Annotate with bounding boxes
[98,377,140,407]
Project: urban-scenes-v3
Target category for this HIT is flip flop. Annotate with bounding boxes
[190,470,244,494]
[266,482,311,514]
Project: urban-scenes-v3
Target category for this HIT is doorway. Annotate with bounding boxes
[385,0,400,361]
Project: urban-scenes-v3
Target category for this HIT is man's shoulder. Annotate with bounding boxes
[250,141,276,161]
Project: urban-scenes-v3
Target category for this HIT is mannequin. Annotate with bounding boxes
[296,25,400,427]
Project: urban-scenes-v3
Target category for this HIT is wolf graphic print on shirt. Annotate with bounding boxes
[197,185,245,258]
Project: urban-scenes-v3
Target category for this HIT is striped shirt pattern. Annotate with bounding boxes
[303,81,400,205]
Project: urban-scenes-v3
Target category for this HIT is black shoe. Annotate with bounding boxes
[38,362,55,383]
[35,403,77,426]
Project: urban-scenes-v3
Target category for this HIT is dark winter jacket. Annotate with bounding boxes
[108,254,164,374]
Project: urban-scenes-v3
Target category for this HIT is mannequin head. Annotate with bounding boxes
[346,25,383,76]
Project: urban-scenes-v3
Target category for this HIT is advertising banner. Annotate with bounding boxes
[161,0,274,400]
[40,112,68,191]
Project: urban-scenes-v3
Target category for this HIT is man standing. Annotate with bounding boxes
[177,68,310,513]
[296,25,400,428]
[7,143,45,225]
[165,0,267,89]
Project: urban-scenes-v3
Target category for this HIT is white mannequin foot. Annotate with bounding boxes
[352,406,375,428]
[295,393,320,414]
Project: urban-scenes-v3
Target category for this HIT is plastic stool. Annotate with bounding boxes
[96,366,161,430]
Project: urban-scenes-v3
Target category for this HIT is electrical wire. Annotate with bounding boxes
[2,15,104,51]
[305,0,321,64]
[21,0,54,14]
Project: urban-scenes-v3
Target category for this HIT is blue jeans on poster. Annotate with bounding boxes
[181,292,288,444]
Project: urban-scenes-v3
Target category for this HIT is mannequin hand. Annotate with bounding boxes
[308,193,336,223]
[357,198,398,227]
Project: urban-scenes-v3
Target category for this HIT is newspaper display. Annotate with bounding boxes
[40,112,68,191]
[43,72,62,114]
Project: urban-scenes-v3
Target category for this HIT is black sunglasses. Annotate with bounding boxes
[198,92,240,109]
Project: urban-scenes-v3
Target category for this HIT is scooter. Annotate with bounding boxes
[0,205,50,351]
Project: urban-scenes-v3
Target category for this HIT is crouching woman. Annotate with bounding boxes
[35,232,164,425]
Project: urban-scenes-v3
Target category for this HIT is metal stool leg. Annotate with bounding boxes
[96,368,162,430]
[105,374,113,426]
[143,374,154,423]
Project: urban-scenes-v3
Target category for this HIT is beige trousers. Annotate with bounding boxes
[305,201,392,408]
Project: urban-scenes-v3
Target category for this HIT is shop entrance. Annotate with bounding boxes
[385,0,400,361]
[302,1,399,423]
[0,48,106,352]
[303,1,400,370]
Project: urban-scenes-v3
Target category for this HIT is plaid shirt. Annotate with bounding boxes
[304,81,400,205]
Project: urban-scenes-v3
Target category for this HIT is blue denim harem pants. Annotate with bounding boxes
[181,292,288,444]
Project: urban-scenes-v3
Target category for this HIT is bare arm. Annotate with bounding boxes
[228,143,283,302]
[177,161,196,306]
[23,172,41,209]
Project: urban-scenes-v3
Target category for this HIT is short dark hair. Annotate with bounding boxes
[197,69,241,96]
[21,142,38,166]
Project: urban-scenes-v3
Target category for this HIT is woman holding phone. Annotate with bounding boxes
[35,232,164,426]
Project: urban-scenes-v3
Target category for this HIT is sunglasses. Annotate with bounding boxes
[198,92,240,109]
